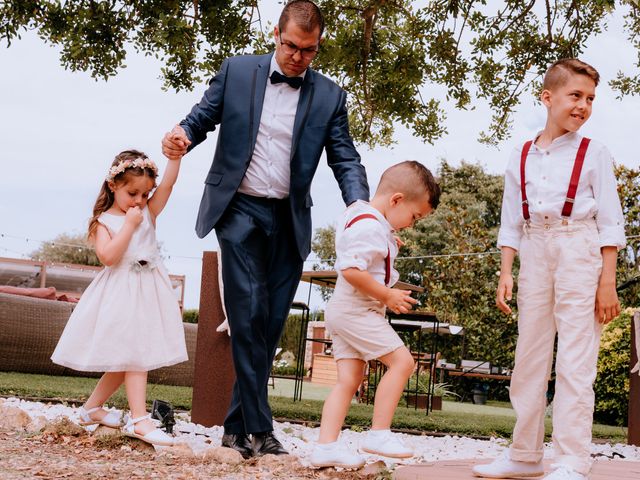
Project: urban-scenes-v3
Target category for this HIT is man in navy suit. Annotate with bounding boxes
[162,0,369,458]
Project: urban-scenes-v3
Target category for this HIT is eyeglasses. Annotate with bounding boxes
[278,36,319,60]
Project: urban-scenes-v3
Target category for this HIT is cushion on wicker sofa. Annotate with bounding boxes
[0,292,196,386]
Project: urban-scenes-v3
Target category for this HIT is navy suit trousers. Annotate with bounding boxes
[215,193,304,434]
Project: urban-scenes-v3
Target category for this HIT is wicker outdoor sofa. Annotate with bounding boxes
[0,292,197,387]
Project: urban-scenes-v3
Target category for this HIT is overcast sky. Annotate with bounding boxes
[1,4,639,309]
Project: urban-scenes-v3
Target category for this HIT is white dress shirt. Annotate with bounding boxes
[497,131,626,250]
[335,200,400,287]
[237,55,305,199]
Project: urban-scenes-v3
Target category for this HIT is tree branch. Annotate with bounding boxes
[495,0,536,38]
[545,0,553,45]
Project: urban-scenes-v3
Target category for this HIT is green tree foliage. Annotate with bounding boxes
[182,308,199,324]
[0,0,256,92]
[594,309,632,426]
[2,1,639,146]
[310,225,337,302]
[279,313,306,358]
[615,164,640,306]
[29,232,101,266]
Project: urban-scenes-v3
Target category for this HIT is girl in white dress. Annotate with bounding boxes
[51,149,187,446]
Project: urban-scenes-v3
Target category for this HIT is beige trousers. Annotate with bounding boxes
[509,219,603,476]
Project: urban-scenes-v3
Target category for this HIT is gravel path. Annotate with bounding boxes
[1,397,639,479]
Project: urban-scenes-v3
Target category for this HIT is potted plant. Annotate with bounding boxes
[405,372,458,410]
[432,382,459,410]
[405,372,431,409]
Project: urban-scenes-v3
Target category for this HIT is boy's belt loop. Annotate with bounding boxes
[519,137,590,224]
[345,213,391,286]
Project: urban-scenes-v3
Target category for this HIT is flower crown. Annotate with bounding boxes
[105,157,158,182]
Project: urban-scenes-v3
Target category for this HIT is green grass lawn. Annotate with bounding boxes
[0,371,628,443]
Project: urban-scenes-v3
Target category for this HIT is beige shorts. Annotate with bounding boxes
[324,290,405,362]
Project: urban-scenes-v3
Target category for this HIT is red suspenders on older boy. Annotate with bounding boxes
[519,137,591,224]
[344,213,391,286]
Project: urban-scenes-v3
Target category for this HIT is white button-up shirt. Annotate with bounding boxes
[237,55,304,199]
[335,200,400,287]
[497,131,626,250]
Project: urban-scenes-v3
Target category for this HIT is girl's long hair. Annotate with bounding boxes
[88,150,157,240]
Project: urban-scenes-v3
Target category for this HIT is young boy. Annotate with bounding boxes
[309,160,440,469]
[473,59,626,480]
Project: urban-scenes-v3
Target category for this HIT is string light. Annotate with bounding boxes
[0,232,201,260]
[2,232,640,265]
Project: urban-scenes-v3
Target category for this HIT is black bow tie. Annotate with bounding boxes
[270,71,303,89]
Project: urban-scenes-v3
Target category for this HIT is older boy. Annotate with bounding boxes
[473,59,625,480]
[309,161,440,469]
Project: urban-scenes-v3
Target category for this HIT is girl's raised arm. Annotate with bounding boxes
[148,158,181,219]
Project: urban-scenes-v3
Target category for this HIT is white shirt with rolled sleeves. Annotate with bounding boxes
[237,55,304,199]
[497,131,626,251]
[335,200,400,290]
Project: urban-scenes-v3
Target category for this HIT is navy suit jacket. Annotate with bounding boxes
[180,53,370,259]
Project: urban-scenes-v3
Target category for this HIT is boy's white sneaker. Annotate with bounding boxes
[309,442,365,469]
[542,464,587,480]
[472,451,544,478]
[360,429,413,459]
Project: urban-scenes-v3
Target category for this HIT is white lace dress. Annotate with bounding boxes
[51,207,188,372]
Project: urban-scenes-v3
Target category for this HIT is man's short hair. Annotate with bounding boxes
[279,0,325,37]
[377,161,441,209]
[543,58,600,90]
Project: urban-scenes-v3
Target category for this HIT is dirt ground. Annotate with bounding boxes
[0,427,388,480]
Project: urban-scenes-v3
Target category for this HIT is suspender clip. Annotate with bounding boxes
[561,217,569,226]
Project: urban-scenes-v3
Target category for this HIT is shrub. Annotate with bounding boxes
[182,309,199,324]
[407,371,432,394]
[279,313,305,354]
[271,364,301,376]
[593,309,633,426]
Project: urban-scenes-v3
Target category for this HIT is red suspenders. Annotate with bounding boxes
[520,137,591,222]
[520,140,533,221]
[344,213,391,286]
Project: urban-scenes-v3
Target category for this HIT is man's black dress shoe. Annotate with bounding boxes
[221,433,253,459]
[252,431,288,456]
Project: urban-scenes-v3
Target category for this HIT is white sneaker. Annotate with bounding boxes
[542,464,587,479]
[472,451,544,478]
[309,442,365,469]
[360,430,413,459]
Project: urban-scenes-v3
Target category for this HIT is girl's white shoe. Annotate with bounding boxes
[78,405,123,428]
[122,414,174,446]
